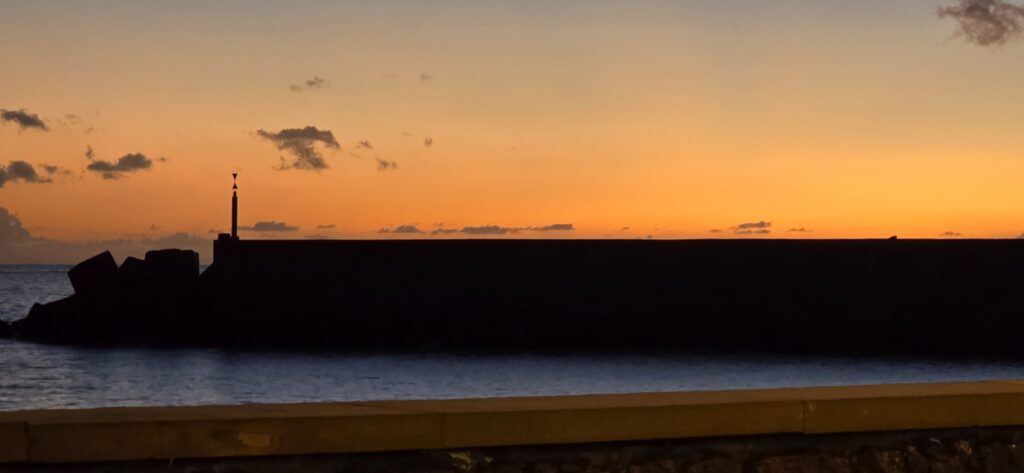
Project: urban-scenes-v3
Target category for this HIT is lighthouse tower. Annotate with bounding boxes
[231,172,238,239]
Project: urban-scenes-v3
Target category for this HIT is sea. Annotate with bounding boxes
[2,264,1024,412]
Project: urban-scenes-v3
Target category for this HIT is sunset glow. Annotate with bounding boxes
[3,0,1024,262]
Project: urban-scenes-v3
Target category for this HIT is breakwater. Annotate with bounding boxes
[4,381,1024,471]
[5,238,1024,354]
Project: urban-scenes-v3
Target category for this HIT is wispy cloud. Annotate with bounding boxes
[356,140,373,149]
[424,137,433,148]
[316,224,336,229]
[240,221,298,232]
[939,231,964,237]
[375,158,398,171]
[788,227,812,233]
[420,73,433,83]
[256,126,340,171]
[289,76,328,92]
[0,109,48,131]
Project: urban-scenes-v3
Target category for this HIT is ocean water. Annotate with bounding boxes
[2,265,1024,411]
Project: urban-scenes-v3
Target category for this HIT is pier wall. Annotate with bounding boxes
[206,239,1024,354]
[5,382,1024,472]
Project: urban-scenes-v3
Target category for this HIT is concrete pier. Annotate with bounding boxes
[5,381,1024,470]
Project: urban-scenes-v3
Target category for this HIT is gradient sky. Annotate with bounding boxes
[2,0,1024,262]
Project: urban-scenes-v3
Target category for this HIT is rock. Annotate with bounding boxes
[144,249,199,285]
[67,251,118,297]
[689,458,742,473]
[119,256,146,279]
[0,319,11,338]
[19,296,99,343]
[756,454,851,473]
[856,449,906,473]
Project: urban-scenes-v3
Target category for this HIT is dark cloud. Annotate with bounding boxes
[461,225,520,235]
[0,207,31,243]
[939,231,964,237]
[0,161,52,187]
[289,76,328,92]
[620,226,631,231]
[378,228,391,233]
[431,228,458,235]
[256,126,340,171]
[0,109,48,131]
[708,229,723,234]
[394,225,424,234]
[85,152,154,179]
[531,224,574,232]
[316,224,336,229]
[733,221,771,230]
[788,228,812,233]
[240,221,298,232]
[939,0,1024,45]
[357,140,373,149]
[376,158,398,171]
[424,137,433,148]
[85,145,95,161]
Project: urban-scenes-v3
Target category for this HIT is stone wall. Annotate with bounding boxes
[7,426,1024,473]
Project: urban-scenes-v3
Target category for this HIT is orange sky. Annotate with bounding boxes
[2,1,1024,262]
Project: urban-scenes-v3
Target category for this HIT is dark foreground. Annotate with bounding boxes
[4,239,1024,355]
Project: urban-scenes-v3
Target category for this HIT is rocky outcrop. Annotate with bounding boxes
[16,249,202,345]
[0,319,11,338]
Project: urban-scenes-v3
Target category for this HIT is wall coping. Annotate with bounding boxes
[4,380,1024,464]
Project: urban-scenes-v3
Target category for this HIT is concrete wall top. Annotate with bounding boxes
[4,381,1024,464]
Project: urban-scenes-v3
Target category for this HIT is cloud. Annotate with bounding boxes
[420,73,433,83]
[735,229,771,235]
[620,226,631,231]
[394,225,424,234]
[939,0,1024,46]
[0,109,48,131]
[0,206,213,264]
[240,221,298,232]
[376,158,398,171]
[733,221,771,230]
[461,225,521,235]
[531,223,574,232]
[939,231,964,237]
[357,140,373,149]
[256,126,340,171]
[378,228,391,233]
[0,207,31,243]
[424,137,433,148]
[316,224,336,229]
[708,229,723,234]
[85,152,155,179]
[85,145,95,161]
[0,161,53,187]
[289,76,328,92]
[431,228,458,235]
[788,227,812,233]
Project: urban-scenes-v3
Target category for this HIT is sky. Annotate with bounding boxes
[1,0,1023,263]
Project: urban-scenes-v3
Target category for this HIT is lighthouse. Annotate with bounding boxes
[231,172,238,239]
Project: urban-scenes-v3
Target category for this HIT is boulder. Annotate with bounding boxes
[144,249,200,285]
[0,319,11,338]
[119,256,146,279]
[68,251,119,297]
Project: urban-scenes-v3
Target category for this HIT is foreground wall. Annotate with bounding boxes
[5,381,1024,472]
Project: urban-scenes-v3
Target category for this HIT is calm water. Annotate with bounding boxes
[2,265,1024,411]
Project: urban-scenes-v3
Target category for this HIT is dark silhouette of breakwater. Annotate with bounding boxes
[5,238,1024,355]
